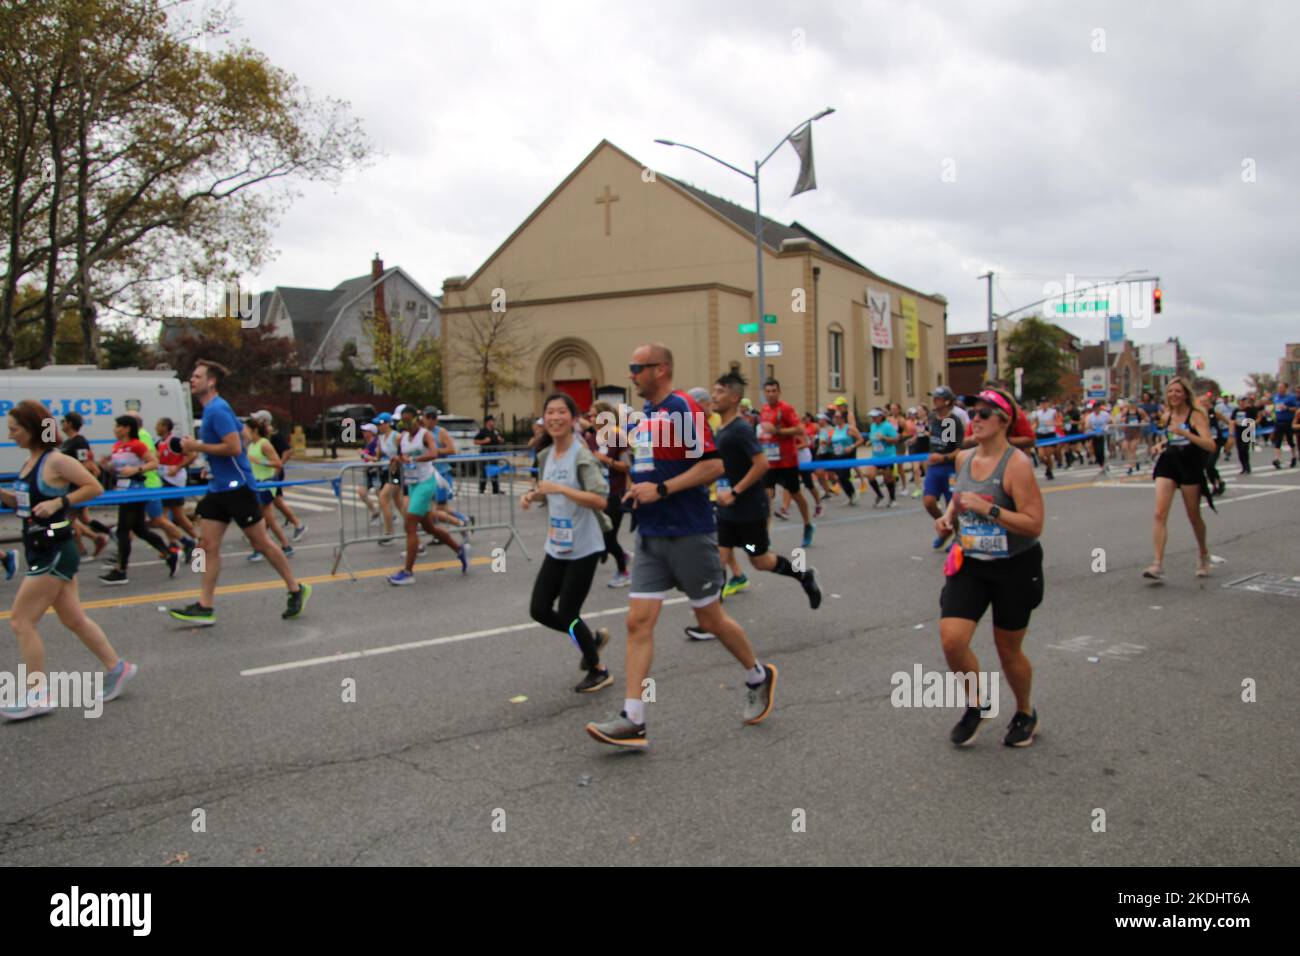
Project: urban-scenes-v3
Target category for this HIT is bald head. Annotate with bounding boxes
[630,342,675,402]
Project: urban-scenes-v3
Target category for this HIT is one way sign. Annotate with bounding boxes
[744,341,782,357]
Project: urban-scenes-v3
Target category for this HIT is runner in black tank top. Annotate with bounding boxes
[1144,378,1217,581]
[0,401,138,721]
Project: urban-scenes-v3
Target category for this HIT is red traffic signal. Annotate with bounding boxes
[1153,287,1163,314]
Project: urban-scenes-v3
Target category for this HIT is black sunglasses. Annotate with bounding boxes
[629,362,662,374]
[973,407,1008,420]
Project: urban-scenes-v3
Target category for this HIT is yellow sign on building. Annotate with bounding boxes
[902,296,920,360]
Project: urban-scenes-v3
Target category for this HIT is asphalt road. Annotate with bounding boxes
[1,448,1297,866]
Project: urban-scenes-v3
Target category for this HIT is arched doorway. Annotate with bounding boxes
[536,338,605,412]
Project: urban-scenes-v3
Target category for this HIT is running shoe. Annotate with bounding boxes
[801,525,815,548]
[575,668,614,694]
[872,495,883,509]
[1004,709,1039,747]
[378,536,395,546]
[166,548,179,578]
[933,532,952,550]
[292,523,308,541]
[1045,467,1054,480]
[458,543,471,574]
[101,661,138,702]
[1292,458,1298,468]
[461,515,476,540]
[774,508,789,521]
[607,570,631,588]
[99,569,129,586]
[846,496,859,507]
[283,545,295,558]
[387,570,415,586]
[802,566,823,610]
[282,583,312,620]
[417,543,428,555]
[1142,565,1164,580]
[684,625,717,641]
[910,488,921,498]
[580,626,613,669]
[181,538,196,565]
[168,603,215,626]
[1273,459,1282,470]
[247,551,265,563]
[722,574,750,597]
[950,704,990,746]
[814,503,823,518]
[0,687,55,721]
[742,664,778,725]
[2,549,16,581]
[92,534,109,558]
[369,512,382,526]
[585,711,647,749]
[886,498,896,508]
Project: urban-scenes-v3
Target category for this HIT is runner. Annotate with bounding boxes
[98,416,178,586]
[154,416,198,555]
[374,413,402,543]
[585,343,777,749]
[908,404,930,497]
[934,387,1044,747]
[167,360,311,625]
[357,422,383,522]
[1087,400,1112,475]
[683,372,822,642]
[0,400,137,720]
[1032,399,1060,479]
[1205,393,1232,496]
[245,417,295,563]
[419,408,471,538]
[826,406,863,505]
[1233,392,1261,475]
[759,379,815,547]
[252,410,306,541]
[130,412,189,555]
[1119,399,1148,475]
[522,393,614,693]
[1144,377,1218,581]
[888,402,914,494]
[59,412,109,558]
[1139,389,1162,456]
[1270,381,1297,469]
[864,408,898,507]
[385,409,469,586]
[924,387,965,549]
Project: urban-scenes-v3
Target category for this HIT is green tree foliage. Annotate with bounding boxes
[158,316,298,413]
[99,324,153,368]
[365,315,441,409]
[333,340,371,394]
[1004,316,1071,401]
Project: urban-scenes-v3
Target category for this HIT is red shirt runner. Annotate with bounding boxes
[759,400,800,469]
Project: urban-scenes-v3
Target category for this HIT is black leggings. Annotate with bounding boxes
[603,496,627,574]
[1236,430,1251,473]
[833,454,856,500]
[530,552,603,669]
[116,502,170,571]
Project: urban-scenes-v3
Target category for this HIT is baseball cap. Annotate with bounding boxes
[869,407,884,418]
[422,406,440,418]
[834,396,849,406]
[373,412,392,424]
[251,409,272,422]
[361,423,378,434]
[931,386,955,400]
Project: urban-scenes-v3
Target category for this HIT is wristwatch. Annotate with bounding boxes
[656,481,669,499]
[988,504,1002,520]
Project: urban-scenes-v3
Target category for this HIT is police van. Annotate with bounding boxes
[0,367,194,476]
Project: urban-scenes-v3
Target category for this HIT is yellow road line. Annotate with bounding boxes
[0,556,492,621]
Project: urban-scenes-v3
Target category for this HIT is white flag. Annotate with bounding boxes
[788,123,817,196]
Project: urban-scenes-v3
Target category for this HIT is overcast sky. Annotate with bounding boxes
[229,0,1298,393]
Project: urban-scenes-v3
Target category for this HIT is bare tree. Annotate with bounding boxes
[445,280,539,423]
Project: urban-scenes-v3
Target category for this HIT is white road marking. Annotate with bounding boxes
[241,597,690,676]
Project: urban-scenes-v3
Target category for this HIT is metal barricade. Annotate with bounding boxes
[330,454,532,578]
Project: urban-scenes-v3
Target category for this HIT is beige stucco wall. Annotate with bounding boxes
[441,141,947,426]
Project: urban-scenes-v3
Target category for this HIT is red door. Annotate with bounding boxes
[554,379,593,412]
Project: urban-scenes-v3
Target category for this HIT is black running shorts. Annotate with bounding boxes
[763,467,802,493]
[196,486,264,528]
[940,543,1044,631]
[716,518,770,556]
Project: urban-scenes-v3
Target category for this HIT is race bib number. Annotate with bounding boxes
[959,516,1008,558]
[12,483,31,518]
[632,433,655,474]
[763,441,781,462]
[548,516,574,554]
[116,475,132,490]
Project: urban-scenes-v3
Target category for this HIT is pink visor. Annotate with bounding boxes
[976,390,1013,418]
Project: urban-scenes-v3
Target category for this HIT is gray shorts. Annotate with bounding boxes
[630,532,724,607]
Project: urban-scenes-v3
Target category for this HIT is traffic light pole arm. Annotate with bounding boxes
[993,275,1160,321]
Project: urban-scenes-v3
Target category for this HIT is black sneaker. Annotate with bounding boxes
[283,583,313,620]
[950,705,990,746]
[168,602,215,626]
[1004,709,1039,747]
[802,566,823,610]
[581,627,613,670]
[99,569,129,586]
[574,668,613,694]
[166,548,180,578]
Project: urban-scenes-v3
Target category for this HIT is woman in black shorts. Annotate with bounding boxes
[1144,377,1217,581]
[935,388,1045,748]
[0,400,137,720]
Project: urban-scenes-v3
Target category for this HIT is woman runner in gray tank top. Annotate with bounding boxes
[934,388,1045,748]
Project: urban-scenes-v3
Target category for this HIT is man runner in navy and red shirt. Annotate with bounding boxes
[585,343,778,749]
[167,360,311,627]
[760,379,815,548]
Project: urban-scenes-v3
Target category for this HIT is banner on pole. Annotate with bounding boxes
[867,288,893,350]
[788,124,818,196]
[901,296,919,359]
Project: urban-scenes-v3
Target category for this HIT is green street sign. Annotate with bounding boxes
[738,322,759,334]
[763,314,777,324]
[1053,300,1110,313]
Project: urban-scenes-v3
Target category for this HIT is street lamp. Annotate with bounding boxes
[656,109,836,385]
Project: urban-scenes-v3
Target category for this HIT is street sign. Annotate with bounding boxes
[738,322,759,334]
[762,314,777,324]
[1108,314,1124,344]
[745,341,782,357]
[1053,300,1109,313]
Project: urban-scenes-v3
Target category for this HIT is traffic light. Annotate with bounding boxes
[1153,286,1163,314]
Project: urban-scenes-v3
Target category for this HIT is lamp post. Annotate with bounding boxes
[655,108,835,385]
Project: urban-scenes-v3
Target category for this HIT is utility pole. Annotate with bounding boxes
[979,272,994,382]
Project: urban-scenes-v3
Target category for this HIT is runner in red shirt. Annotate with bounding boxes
[759,379,814,548]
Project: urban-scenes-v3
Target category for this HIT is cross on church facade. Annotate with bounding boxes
[595,185,619,236]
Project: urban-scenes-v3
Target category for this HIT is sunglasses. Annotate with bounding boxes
[973,407,1008,421]
[629,362,662,374]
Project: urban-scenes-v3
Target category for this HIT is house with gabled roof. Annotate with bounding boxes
[440,139,948,424]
